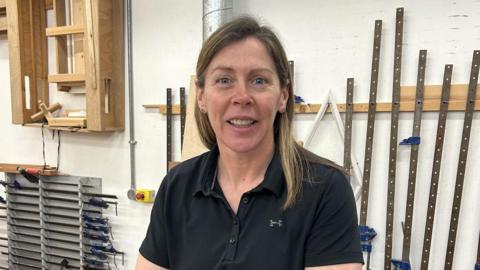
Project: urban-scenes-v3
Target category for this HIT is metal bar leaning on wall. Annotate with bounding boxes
[180,87,186,150]
[167,88,173,171]
[420,64,453,270]
[385,7,404,270]
[358,18,382,270]
[344,78,354,173]
[391,49,427,270]
[444,50,480,270]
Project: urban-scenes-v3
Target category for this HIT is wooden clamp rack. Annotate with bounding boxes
[6,0,125,132]
[0,163,58,176]
[144,84,480,115]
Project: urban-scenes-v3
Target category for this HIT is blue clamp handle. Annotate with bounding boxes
[391,259,411,270]
[82,213,109,224]
[358,225,377,241]
[294,95,305,104]
[361,242,372,252]
[399,136,421,145]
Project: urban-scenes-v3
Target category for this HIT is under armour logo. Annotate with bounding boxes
[269,219,283,228]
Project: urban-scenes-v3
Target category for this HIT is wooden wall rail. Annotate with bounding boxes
[144,84,480,115]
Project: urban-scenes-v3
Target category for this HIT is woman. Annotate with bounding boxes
[136,16,363,270]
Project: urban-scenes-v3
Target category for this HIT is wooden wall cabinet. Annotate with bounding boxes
[6,0,124,132]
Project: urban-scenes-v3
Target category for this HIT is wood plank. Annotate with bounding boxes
[45,25,84,36]
[110,0,125,130]
[72,0,85,74]
[48,73,86,83]
[181,76,208,161]
[48,117,86,127]
[147,84,480,115]
[6,0,24,124]
[86,0,124,131]
[0,163,57,175]
[53,0,68,83]
[7,0,48,124]
[23,123,123,133]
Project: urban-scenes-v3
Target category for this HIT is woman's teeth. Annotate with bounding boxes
[229,119,254,127]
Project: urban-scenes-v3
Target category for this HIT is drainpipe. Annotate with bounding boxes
[203,0,233,41]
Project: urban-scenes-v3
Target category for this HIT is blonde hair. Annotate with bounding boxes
[194,16,339,209]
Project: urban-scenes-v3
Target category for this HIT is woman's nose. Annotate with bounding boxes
[232,82,253,105]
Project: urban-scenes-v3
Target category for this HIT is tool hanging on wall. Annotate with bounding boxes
[444,50,480,270]
[167,88,173,171]
[180,87,186,150]
[391,49,427,270]
[344,78,354,173]
[84,197,118,216]
[384,8,404,270]
[359,18,382,270]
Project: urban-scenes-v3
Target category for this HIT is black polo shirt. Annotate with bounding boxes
[140,146,363,269]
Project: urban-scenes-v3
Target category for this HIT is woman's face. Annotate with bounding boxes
[197,37,288,155]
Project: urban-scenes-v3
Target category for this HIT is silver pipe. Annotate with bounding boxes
[203,0,233,41]
[126,0,137,200]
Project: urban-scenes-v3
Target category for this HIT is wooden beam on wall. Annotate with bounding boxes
[145,84,480,115]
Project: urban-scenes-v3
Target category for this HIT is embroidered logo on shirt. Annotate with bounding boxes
[269,219,283,228]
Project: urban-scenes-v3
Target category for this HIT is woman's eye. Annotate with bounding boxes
[216,78,232,85]
[253,78,267,85]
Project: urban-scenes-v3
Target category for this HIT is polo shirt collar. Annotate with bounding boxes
[192,145,285,198]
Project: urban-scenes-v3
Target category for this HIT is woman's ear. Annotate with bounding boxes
[196,83,207,113]
[279,85,289,113]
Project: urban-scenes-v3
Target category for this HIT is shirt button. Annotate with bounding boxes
[233,219,238,225]
[242,197,249,204]
[229,238,236,244]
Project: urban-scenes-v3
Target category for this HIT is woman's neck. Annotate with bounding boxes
[217,142,275,190]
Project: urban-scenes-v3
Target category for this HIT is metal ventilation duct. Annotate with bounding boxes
[203,0,233,41]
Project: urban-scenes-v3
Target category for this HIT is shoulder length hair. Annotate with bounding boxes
[194,16,341,209]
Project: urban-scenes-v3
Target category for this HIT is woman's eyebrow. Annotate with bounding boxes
[210,66,234,73]
[249,68,275,75]
[210,66,275,75]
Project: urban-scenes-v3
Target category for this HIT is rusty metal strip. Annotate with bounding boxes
[420,64,453,270]
[384,7,404,270]
[358,19,382,270]
[444,50,480,270]
[401,49,427,263]
[359,19,382,226]
[288,61,294,91]
[344,78,354,173]
[166,88,172,170]
[180,87,186,150]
